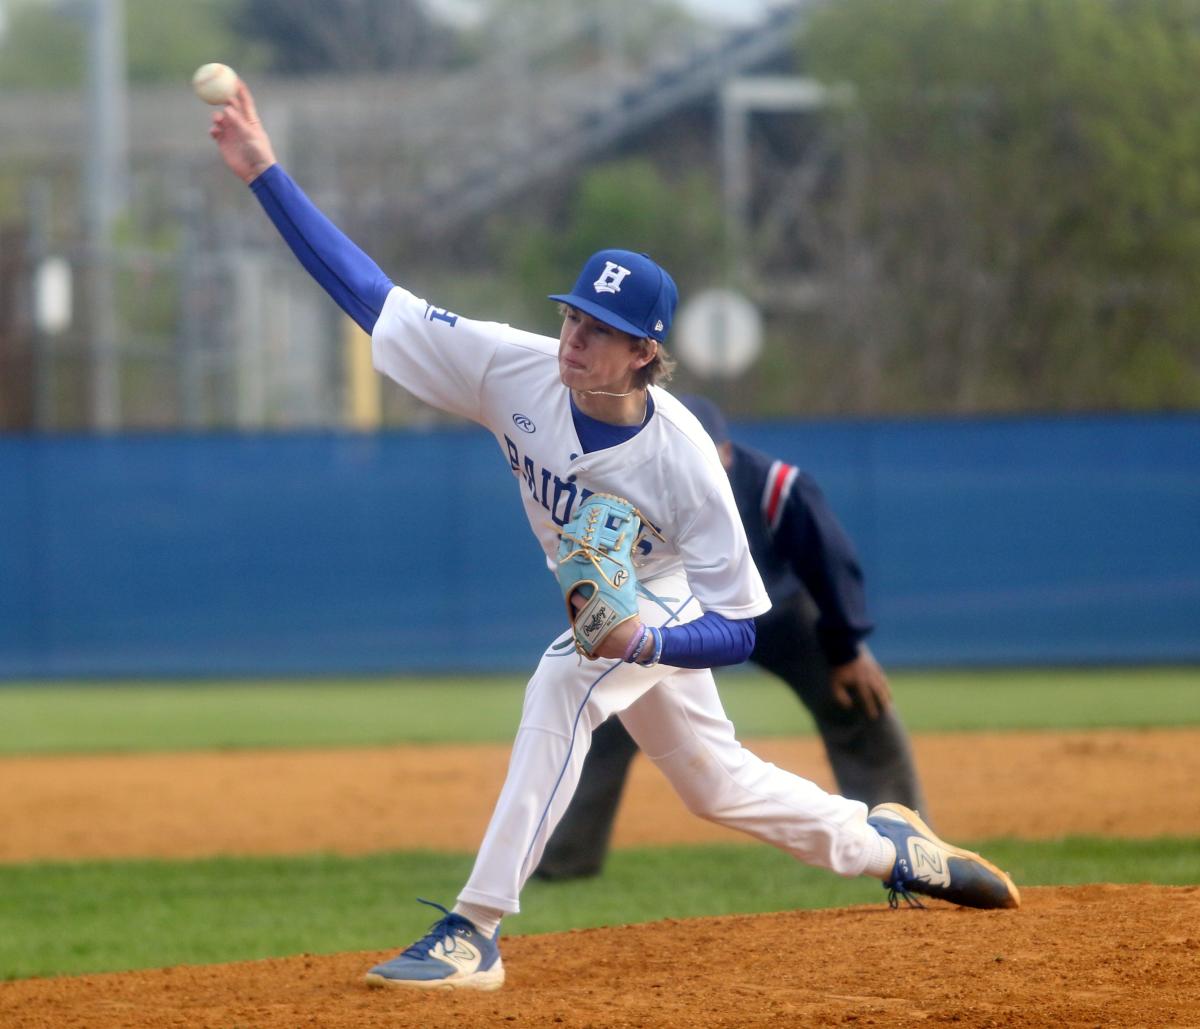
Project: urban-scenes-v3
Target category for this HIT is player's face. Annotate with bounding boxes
[557,307,649,393]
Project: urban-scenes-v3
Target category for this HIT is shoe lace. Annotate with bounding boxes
[401,899,476,958]
[885,881,925,910]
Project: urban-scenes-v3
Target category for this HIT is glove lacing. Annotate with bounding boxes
[556,509,630,591]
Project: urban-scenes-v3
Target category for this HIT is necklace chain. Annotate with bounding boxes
[574,388,649,425]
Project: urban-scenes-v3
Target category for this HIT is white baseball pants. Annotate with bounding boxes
[457,573,881,914]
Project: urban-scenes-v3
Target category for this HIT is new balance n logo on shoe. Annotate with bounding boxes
[430,934,482,974]
[908,839,951,888]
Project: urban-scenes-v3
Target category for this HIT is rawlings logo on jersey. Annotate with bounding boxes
[593,261,632,294]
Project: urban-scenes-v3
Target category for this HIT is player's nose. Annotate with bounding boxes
[566,321,589,348]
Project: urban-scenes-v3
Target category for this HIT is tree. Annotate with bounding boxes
[499,158,724,338]
[0,0,85,88]
[0,0,253,89]
[125,0,258,85]
[802,0,1200,412]
[231,0,460,74]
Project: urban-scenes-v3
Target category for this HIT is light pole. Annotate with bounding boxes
[83,0,127,431]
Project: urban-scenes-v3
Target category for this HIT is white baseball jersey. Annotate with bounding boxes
[371,286,771,622]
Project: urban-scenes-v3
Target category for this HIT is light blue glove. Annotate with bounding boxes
[555,493,642,658]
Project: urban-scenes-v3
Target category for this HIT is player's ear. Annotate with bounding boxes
[631,338,657,370]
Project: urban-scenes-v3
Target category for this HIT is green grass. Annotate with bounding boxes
[1,666,1195,982]
[2,837,1197,981]
[0,666,1197,755]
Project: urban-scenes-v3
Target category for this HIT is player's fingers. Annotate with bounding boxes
[219,99,247,127]
[213,83,245,125]
[235,80,261,122]
[226,80,246,110]
[217,105,255,145]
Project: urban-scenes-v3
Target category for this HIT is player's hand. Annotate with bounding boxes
[830,646,892,719]
[591,617,644,661]
[569,593,643,661]
[208,80,278,184]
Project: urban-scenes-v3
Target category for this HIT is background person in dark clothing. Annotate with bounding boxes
[535,394,927,880]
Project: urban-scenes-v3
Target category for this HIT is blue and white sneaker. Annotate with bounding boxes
[365,900,505,991]
[867,803,1021,910]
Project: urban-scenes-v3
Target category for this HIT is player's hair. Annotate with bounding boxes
[634,338,675,388]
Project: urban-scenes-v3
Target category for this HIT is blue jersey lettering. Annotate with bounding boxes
[424,304,459,327]
[500,438,656,551]
[523,456,538,498]
[550,476,578,525]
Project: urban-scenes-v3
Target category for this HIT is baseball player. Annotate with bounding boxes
[208,79,1019,993]
[536,394,926,881]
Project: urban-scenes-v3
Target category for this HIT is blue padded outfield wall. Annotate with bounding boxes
[1,413,1197,678]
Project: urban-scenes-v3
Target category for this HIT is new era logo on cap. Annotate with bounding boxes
[549,248,678,343]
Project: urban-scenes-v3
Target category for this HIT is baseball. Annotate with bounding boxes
[192,62,238,105]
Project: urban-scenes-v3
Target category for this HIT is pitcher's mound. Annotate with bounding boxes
[3,885,1197,1028]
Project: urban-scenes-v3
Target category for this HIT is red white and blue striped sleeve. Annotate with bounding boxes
[761,459,800,534]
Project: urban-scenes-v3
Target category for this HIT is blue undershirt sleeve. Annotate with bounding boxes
[657,611,756,669]
[249,164,394,335]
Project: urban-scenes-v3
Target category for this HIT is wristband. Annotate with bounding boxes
[629,625,653,665]
[635,626,663,667]
[623,623,649,663]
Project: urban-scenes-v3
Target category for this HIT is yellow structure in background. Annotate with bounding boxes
[343,317,380,430]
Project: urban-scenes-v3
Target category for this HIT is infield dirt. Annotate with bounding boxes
[2,728,1199,1027]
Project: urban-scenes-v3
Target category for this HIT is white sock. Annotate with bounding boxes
[864,832,898,880]
[452,901,503,939]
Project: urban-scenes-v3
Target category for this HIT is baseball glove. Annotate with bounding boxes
[555,492,642,658]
